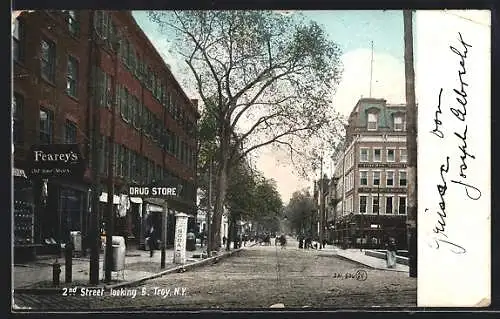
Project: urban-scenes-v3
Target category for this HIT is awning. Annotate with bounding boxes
[99,192,120,204]
[13,168,27,178]
[147,204,164,212]
[130,197,143,204]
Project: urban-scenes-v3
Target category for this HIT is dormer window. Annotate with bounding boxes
[367,113,378,130]
[394,115,405,131]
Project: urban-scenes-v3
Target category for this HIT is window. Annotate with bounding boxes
[105,74,113,108]
[64,120,77,143]
[399,171,407,187]
[129,45,137,71]
[149,160,155,183]
[134,98,141,129]
[385,197,393,214]
[398,197,407,214]
[66,56,79,97]
[400,149,408,162]
[130,151,137,181]
[373,171,380,186]
[39,108,54,144]
[386,171,394,186]
[94,11,110,40]
[13,93,24,145]
[394,115,405,131]
[147,68,153,90]
[372,196,380,214]
[387,149,395,162]
[13,17,23,62]
[99,135,107,174]
[67,11,79,36]
[373,148,381,162]
[359,195,367,214]
[121,87,130,121]
[360,171,368,186]
[367,113,378,130]
[41,38,56,82]
[164,130,171,152]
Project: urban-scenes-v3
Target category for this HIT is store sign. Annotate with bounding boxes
[128,180,182,198]
[27,144,85,179]
[358,187,407,194]
[358,163,407,169]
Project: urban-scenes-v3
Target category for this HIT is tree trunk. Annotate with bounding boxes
[226,213,233,251]
[210,157,229,252]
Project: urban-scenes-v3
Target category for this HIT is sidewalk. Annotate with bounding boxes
[13,245,227,290]
[317,246,409,273]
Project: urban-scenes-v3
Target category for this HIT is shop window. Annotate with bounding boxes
[60,188,82,243]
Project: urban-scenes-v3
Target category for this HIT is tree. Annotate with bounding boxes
[149,10,343,251]
[285,190,316,236]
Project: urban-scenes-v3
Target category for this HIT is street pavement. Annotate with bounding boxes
[12,237,416,310]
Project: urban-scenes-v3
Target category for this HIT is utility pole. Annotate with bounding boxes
[104,36,120,283]
[319,156,324,248]
[377,183,381,248]
[404,10,417,278]
[207,158,212,257]
[89,10,100,285]
[369,40,374,97]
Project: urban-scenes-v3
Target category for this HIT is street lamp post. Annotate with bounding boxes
[104,37,121,283]
[377,183,381,248]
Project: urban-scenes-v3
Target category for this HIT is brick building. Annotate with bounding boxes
[328,98,408,249]
[13,10,200,260]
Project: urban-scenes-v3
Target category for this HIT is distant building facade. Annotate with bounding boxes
[329,98,408,249]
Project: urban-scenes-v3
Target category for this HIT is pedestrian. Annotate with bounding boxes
[147,225,158,258]
[385,237,397,268]
[223,236,227,246]
[279,234,287,249]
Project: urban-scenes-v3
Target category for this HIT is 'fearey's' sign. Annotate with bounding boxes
[27,144,85,179]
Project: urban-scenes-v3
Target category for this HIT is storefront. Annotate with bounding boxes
[13,168,38,262]
[38,178,90,255]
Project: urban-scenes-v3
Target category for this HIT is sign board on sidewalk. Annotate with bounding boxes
[26,144,85,179]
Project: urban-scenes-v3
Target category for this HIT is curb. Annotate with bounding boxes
[14,246,252,295]
[334,253,408,273]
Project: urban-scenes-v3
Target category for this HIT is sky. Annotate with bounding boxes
[133,10,406,204]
